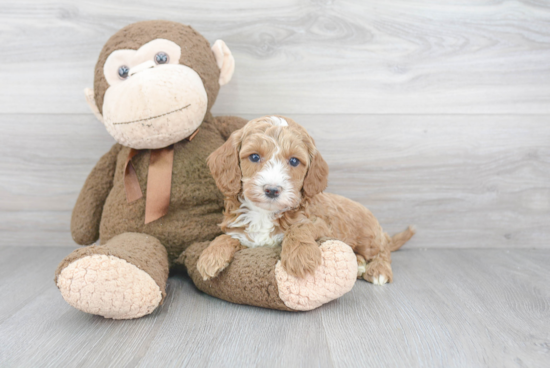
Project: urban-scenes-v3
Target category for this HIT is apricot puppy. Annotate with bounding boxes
[197,115,415,283]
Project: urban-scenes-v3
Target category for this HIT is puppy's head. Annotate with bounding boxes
[208,116,329,211]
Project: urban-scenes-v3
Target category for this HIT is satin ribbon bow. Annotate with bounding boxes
[123,129,199,224]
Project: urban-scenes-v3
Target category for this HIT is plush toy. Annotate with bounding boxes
[55,20,358,319]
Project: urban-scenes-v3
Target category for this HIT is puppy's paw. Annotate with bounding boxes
[356,254,367,279]
[361,257,393,285]
[281,242,322,279]
[197,248,231,281]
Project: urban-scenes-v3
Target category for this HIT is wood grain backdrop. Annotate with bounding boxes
[1,0,549,248]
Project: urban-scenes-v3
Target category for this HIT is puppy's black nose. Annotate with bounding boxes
[264,186,281,199]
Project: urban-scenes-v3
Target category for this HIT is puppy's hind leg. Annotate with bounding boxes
[358,248,393,285]
[356,226,415,284]
[355,232,393,285]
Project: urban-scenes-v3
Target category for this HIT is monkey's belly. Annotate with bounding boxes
[98,150,226,262]
[98,123,227,261]
[99,197,224,262]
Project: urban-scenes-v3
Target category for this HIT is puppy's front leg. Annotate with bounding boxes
[280,218,329,278]
[197,235,244,280]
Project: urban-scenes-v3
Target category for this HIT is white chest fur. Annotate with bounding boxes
[226,197,284,248]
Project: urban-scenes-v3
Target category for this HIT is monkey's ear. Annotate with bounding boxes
[84,88,104,123]
[212,40,235,86]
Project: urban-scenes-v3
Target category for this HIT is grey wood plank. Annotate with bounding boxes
[309,114,550,249]
[1,0,550,115]
[136,279,334,368]
[1,113,549,249]
[0,113,115,246]
[0,287,172,368]
[0,246,74,323]
[322,249,550,367]
[0,247,548,367]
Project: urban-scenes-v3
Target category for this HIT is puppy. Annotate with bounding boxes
[197,115,415,284]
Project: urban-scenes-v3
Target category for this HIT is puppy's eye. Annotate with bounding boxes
[249,154,261,163]
[155,52,169,65]
[118,65,130,79]
[289,157,300,167]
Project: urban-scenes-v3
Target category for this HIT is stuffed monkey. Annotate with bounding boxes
[55,20,357,319]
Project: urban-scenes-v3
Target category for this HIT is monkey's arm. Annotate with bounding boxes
[71,143,123,245]
[213,116,248,140]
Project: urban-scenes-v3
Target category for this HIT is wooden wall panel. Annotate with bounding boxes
[1,1,548,248]
[1,113,548,248]
[0,0,549,114]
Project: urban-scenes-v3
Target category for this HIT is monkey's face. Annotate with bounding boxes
[86,21,235,150]
[101,39,207,149]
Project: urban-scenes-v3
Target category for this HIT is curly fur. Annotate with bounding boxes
[203,115,415,282]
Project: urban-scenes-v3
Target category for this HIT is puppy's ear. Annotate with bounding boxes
[303,150,329,198]
[207,130,242,196]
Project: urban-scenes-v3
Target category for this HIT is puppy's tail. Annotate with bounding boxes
[389,225,416,252]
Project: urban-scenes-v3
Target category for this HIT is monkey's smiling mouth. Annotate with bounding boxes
[112,104,191,125]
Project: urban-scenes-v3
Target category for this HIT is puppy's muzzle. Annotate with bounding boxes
[264,185,282,199]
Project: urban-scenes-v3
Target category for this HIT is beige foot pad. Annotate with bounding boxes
[57,254,162,319]
[275,240,357,311]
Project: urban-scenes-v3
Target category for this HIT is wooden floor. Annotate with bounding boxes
[0,246,548,368]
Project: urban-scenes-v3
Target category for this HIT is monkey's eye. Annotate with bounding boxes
[155,52,169,65]
[118,65,129,79]
[289,157,300,167]
[249,154,261,163]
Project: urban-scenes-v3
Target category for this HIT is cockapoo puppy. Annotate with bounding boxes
[197,115,415,284]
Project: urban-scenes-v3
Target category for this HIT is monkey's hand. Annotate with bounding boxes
[71,143,122,245]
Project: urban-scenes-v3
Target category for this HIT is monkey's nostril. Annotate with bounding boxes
[264,186,281,199]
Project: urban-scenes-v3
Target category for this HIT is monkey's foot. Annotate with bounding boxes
[55,233,169,319]
[57,254,162,319]
[275,240,357,311]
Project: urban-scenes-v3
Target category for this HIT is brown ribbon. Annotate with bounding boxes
[124,129,199,224]
[124,149,144,203]
[144,146,174,224]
